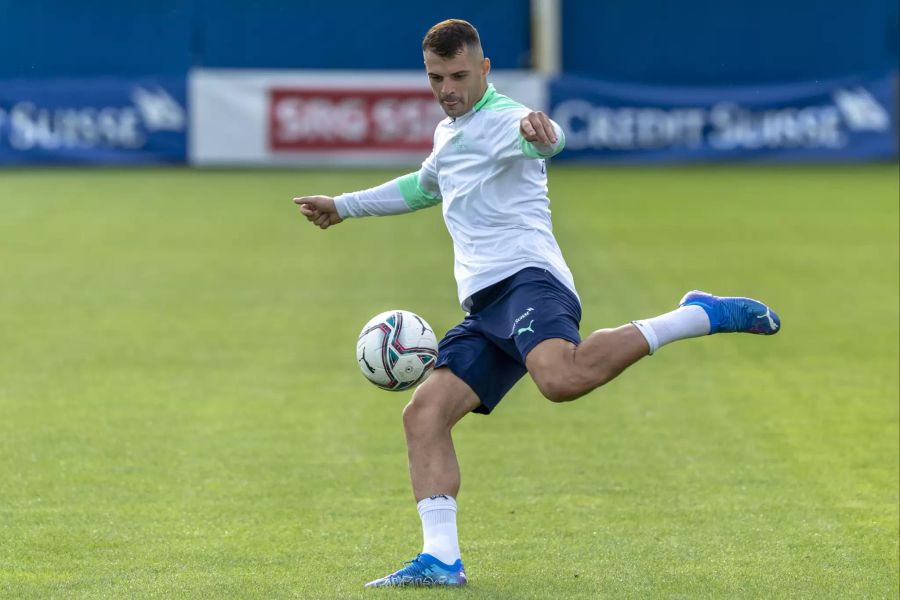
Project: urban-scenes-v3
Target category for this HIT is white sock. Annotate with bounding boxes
[631,305,710,354]
[417,494,460,565]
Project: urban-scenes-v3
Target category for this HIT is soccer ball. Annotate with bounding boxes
[356,310,438,391]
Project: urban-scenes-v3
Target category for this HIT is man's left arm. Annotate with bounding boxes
[494,110,566,161]
[518,111,565,158]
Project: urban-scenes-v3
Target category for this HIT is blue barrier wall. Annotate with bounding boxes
[562,0,899,84]
[193,1,532,69]
[0,1,193,77]
[0,1,894,82]
[0,1,532,77]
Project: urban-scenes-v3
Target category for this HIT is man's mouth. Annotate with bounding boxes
[443,98,460,107]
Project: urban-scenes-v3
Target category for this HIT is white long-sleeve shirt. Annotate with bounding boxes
[334,83,577,311]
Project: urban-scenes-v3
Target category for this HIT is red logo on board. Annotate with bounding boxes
[269,88,445,151]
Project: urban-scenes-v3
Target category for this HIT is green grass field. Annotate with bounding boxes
[1,164,897,599]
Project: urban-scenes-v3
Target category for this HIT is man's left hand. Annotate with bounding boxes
[519,111,558,145]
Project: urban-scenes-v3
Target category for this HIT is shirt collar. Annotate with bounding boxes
[472,83,496,113]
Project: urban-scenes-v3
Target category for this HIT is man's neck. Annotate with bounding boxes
[472,83,494,112]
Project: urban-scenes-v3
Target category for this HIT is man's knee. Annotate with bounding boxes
[532,372,585,403]
[403,384,446,429]
[526,339,594,403]
[402,369,479,431]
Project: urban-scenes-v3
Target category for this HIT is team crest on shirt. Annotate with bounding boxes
[451,132,467,151]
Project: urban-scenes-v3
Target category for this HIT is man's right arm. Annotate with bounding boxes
[335,169,441,218]
[294,160,442,229]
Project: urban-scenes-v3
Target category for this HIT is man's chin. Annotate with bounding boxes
[442,102,465,117]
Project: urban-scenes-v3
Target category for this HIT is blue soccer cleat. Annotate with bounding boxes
[364,553,467,588]
[680,290,781,335]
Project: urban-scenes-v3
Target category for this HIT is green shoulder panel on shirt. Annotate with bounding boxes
[474,84,525,113]
[519,126,567,158]
[479,93,526,112]
[396,171,441,210]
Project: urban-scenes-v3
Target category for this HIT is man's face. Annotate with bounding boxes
[424,46,490,118]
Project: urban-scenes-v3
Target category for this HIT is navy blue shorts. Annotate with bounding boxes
[435,268,582,415]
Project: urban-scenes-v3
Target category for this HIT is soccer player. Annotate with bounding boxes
[294,19,780,588]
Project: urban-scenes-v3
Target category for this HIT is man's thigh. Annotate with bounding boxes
[435,319,527,415]
[479,269,583,364]
[412,367,482,425]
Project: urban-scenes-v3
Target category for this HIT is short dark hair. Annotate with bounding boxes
[422,19,481,58]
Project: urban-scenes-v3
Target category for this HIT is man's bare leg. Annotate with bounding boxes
[364,369,479,588]
[403,368,480,501]
[527,291,781,402]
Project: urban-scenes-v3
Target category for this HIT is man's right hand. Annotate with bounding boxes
[293,195,343,230]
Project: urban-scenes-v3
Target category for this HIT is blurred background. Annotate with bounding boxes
[0,0,896,166]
